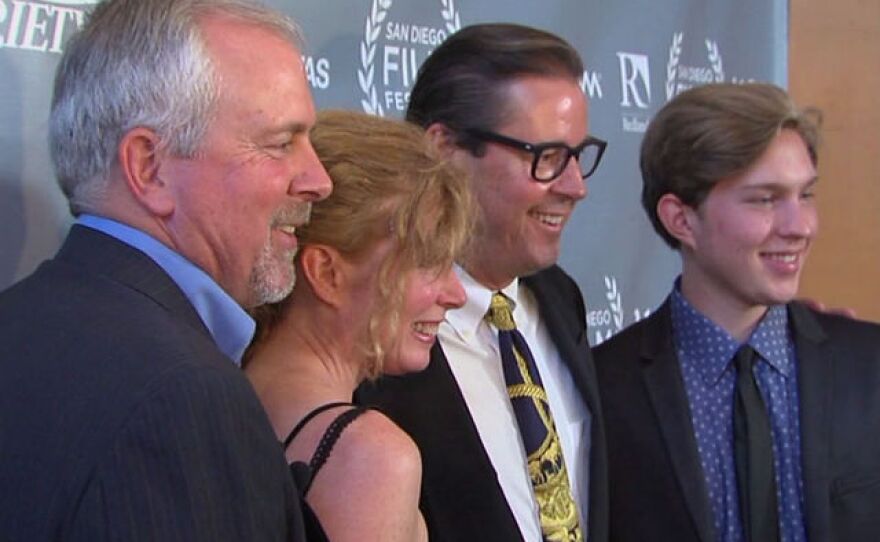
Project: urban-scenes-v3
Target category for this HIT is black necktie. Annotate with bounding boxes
[485,292,582,542]
[733,345,779,542]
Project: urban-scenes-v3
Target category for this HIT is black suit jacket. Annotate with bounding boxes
[0,226,303,541]
[594,299,880,542]
[358,265,609,542]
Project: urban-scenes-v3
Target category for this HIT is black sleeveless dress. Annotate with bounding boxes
[284,402,373,542]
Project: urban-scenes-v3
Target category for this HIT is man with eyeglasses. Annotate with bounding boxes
[359,23,608,542]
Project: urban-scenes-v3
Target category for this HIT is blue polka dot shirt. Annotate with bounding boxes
[670,287,807,542]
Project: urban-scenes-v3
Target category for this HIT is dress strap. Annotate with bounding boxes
[303,406,372,495]
[282,401,352,450]
[308,407,368,477]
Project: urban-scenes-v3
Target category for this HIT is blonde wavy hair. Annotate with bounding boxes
[249,109,473,379]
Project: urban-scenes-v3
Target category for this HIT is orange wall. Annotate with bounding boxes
[790,0,880,323]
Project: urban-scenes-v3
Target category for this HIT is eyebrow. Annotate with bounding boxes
[742,176,820,190]
[264,121,311,139]
[284,122,312,136]
[292,122,313,135]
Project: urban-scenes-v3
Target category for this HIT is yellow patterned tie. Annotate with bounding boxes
[486,292,583,542]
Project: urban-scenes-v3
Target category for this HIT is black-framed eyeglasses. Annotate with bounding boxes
[465,128,607,183]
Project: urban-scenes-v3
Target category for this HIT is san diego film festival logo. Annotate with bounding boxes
[588,276,652,346]
[665,32,724,100]
[0,0,95,53]
[358,0,460,116]
[662,33,760,103]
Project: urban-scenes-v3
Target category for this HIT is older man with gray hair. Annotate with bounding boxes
[0,0,331,540]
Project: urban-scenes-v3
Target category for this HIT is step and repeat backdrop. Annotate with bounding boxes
[0,0,786,342]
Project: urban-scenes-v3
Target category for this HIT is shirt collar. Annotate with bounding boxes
[444,264,521,338]
[748,304,793,377]
[670,280,793,385]
[77,214,255,365]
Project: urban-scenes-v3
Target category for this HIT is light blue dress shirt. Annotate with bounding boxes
[77,214,255,365]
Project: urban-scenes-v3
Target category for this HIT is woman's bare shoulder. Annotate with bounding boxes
[329,408,421,479]
[306,408,425,541]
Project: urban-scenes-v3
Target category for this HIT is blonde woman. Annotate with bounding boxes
[244,110,472,542]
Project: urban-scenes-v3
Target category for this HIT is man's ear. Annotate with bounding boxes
[425,122,480,177]
[656,193,699,250]
[298,245,346,307]
[118,127,174,216]
[425,122,461,159]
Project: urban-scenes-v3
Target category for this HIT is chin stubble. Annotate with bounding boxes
[248,203,312,305]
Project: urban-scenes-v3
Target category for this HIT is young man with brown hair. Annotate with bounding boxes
[594,83,880,542]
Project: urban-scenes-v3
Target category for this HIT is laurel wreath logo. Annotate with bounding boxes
[358,0,390,116]
[666,34,725,100]
[359,0,461,117]
[705,39,724,82]
[604,276,624,332]
[592,277,653,344]
[665,32,683,101]
[440,0,461,33]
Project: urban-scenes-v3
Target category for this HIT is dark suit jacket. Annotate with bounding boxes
[0,226,303,541]
[358,265,609,542]
[594,299,880,542]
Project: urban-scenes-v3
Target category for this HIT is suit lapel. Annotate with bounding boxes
[424,343,512,500]
[640,302,715,542]
[523,272,599,414]
[361,342,523,541]
[788,302,831,541]
[56,225,210,337]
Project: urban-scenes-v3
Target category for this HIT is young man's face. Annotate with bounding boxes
[681,128,818,317]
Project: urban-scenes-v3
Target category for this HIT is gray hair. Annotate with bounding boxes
[49,0,304,215]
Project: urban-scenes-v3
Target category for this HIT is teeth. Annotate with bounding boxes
[413,322,439,335]
[531,212,563,226]
[767,253,797,263]
[277,225,297,235]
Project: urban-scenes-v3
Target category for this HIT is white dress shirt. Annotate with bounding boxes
[441,266,592,541]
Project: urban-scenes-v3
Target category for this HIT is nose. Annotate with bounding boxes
[778,198,818,239]
[550,157,587,201]
[290,140,332,202]
[437,267,466,309]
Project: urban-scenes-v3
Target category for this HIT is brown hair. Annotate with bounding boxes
[250,110,472,378]
[640,82,821,248]
[405,23,583,156]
